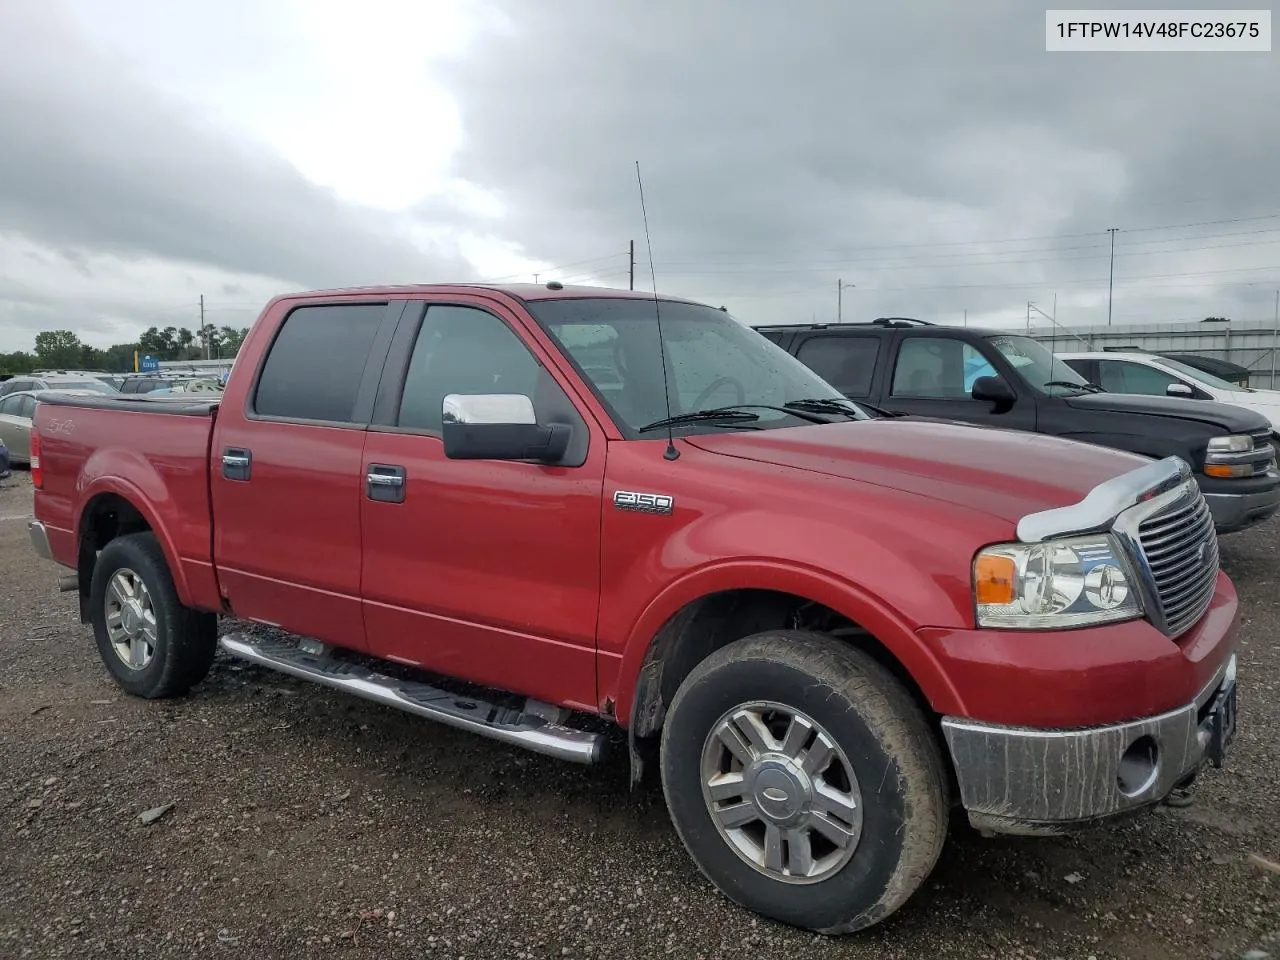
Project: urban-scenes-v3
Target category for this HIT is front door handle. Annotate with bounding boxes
[366,464,406,503]
[222,447,252,481]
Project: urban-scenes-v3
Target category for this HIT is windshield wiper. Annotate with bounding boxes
[1044,380,1104,393]
[638,408,762,433]
[784,398,863,418]
[786,397,905,419]
[638,402,838,434]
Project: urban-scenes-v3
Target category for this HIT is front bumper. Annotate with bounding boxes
[1202,485,1280,534]
[940,653,1238,836]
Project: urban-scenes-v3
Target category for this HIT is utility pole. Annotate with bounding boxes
[837,279,855,322]
[1106,227,1118,326]
[629,240,635,290]
[1026,300,1031,333]
[1271,288,1279,388]
[963,309,968,327]
[200,294,208,360]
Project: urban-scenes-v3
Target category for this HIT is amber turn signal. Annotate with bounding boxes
[974,553,1016,605]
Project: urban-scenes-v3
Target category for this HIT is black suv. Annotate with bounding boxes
[758,318,1280,534]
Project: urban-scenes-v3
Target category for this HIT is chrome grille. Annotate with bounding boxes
[1136,487,1219,637]
[1247,429,1277,472]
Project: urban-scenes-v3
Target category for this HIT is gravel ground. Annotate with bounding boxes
[0,468,1276,960]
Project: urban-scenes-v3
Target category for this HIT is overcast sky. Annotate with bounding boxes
[2,0,1279,353]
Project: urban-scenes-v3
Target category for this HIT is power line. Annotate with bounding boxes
[713,264,1280,300]
[644,212,1280,261]
[649,226,1280,272]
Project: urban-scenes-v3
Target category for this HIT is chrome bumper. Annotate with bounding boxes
[940,654,1238,836]
[28,520,53,561]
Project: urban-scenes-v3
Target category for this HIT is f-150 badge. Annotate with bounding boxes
[613,490,674,515]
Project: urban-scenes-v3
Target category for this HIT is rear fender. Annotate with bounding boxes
[75,474,194,608]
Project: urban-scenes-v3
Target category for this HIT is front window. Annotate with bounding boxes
[528,298,868,434]
[985,335,1094,395]
[1151,356,1242,391]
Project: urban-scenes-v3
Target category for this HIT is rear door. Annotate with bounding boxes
[210,299,403,652]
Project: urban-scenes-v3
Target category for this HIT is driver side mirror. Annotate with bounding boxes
[971,375,1016,411]
[1166,382,1194,397]
[441,394,571,463]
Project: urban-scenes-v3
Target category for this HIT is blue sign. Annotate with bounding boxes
[139,354,159,372]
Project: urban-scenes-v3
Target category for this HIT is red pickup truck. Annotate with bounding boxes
[28,283,1239,935]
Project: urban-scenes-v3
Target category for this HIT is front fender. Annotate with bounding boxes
[607,558,967,728]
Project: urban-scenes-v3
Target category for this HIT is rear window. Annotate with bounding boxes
[794,335,881,398]
[53,380,115,394]
[253,303,386,423]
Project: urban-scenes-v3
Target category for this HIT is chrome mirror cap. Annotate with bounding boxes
[442,393,537,425]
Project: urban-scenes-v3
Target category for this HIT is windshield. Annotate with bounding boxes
[983,335,1094,395]
[528,298,869,434]
[53,380,116,394]
[1153,356,1244,391]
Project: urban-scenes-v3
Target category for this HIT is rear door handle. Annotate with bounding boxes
[222,447,252,481]
[366,463,406,503]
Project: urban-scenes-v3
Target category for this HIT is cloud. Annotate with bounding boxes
[433,0,1280,330]
[0,1,478,351]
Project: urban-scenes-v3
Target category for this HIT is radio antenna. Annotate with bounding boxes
[635,160,679,461]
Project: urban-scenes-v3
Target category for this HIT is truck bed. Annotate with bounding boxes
[36,390,221,417]
[31,389,223,612]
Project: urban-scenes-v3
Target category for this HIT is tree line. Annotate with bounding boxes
[0,324,249,375]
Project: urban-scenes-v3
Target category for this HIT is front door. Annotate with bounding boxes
[359,300,605,712]
[875,334,1039,431]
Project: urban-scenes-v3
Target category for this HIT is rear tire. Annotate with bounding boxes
[659,630,948,934]
[89,532,218,698]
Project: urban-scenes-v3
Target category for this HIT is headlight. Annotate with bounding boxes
[1208,434,1251,454]
[973,534,1142,629]
[1204,433,1271,478]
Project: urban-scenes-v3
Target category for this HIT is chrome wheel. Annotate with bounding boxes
[700,700,863,884]
[103,567,157,670]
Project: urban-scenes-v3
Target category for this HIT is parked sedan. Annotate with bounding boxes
[0,389,101,464]
[0,392,37,463]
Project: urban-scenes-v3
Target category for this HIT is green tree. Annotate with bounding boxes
[0,350,36,375]
[33,330,84,368]
[220,326,249,356]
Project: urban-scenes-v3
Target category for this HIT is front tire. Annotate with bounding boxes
[89,532,218,698]
[659,630,948,935]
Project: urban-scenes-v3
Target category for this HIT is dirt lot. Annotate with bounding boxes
[0,470,1275,960]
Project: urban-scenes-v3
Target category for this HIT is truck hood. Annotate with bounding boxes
[1062,390,1269,431]
[685,419,1152,528]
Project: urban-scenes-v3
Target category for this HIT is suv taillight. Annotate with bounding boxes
[30,430,42,489]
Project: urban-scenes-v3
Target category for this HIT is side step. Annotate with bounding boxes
[218,633,606,765]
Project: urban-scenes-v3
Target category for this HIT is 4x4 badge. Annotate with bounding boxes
[613,490,674,515]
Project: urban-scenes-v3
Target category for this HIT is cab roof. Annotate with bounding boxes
[274,281,710,307]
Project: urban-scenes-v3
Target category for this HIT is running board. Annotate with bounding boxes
[218,633,606,764]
